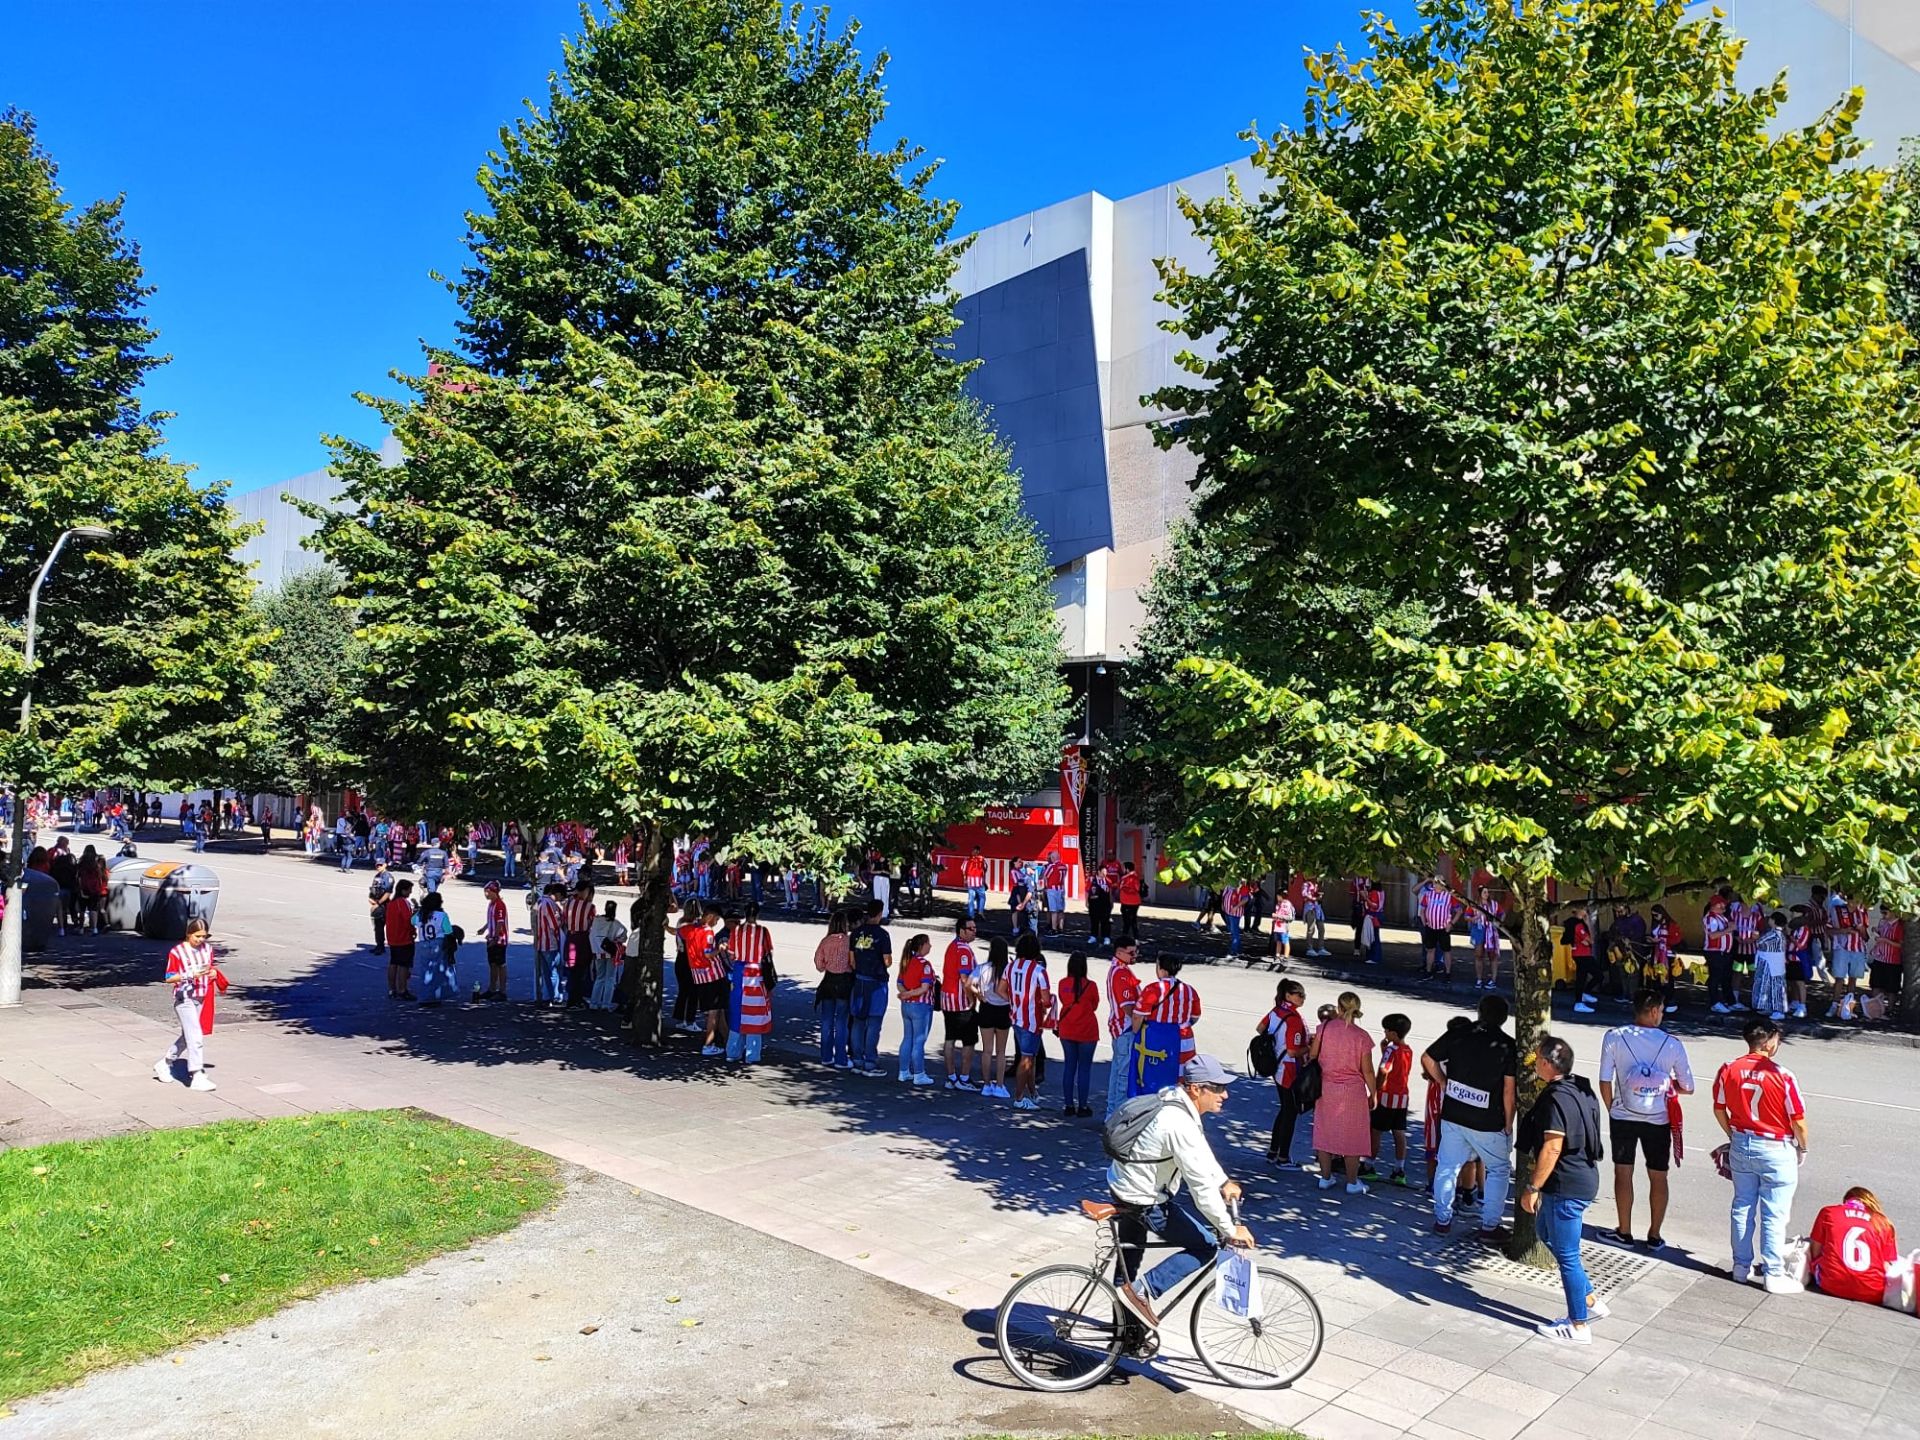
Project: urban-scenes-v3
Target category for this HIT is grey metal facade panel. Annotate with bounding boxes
[953,249,1114,569]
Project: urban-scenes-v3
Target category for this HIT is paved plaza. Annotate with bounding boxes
[5,836,1920,1439]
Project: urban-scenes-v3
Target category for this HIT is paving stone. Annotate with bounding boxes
[1452,1371,1562,1420]
[1418,1396,1534,1440]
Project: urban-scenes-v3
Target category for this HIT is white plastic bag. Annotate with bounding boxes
[1782,1236,1811,1285]
[1214,1247,1262,1320]
[1883,1250,1919,1313]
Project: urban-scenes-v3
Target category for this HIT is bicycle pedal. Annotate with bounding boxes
[1123,1331,1160,1360]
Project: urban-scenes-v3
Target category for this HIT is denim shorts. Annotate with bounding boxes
[1014,1025,1043,1057]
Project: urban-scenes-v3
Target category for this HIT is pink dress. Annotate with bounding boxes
[1313,1018,1375,1157]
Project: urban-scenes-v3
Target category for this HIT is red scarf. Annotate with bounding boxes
[1424,1078,1444,1166]
[199,967,230,1032]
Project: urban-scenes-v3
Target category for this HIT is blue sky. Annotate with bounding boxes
[2,0,1413,495]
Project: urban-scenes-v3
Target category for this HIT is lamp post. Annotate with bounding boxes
[1,525,112,1007]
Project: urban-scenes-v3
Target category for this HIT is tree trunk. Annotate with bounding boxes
[622,823,671,1047]
[1505,881,1552,1266]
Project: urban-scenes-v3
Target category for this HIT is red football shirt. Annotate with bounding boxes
[1712,1053,1805,1141]
[1809,1200,1897,1305]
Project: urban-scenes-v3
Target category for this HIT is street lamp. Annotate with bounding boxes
[1,525,112,1007]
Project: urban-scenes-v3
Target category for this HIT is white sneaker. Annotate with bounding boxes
[1769,1011,1787,1022]
[898,1071,911,1082]
[1579,993,1598,1004]
[1318,1177,1340,1190]
[1573,1003,1595,1014]
[1587,1296,1612,1320]
[954,1078,978,1092]
[153,1058,173,1084]
[1790,1004,1806,1018]
[1536,1319,1591,1345]
[1710,1003,1732,1015]
[1015,1097,1038,1111]
[912,1073,936,1087]
[700,1044,723,1056]
[1346,1181,1369,1196]
[1664,1004,1679,1014]
[189,1072,218,1093]
[1764,1274,1804,1295]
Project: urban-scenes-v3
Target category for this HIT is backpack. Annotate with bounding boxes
[1617,1033,1670,1117]
[1293,1058,1324,1111]
[1101,1092,1181,1163]
[1248,1028,1280,1080]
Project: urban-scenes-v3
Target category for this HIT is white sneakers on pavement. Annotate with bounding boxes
[153,1058,172,1083]
[1536,1319,1592,1345]
[189,1072,218,1092]
[700,1044,723,1057]
[1014,1097,1038,1111]
[1318,1176,1340,1190]
[1764,1274,1805,1295]
[1346,1181,1369,1196]
[911,1073,936,1087]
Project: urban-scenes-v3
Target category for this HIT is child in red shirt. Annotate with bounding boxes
[1369,1013,1414,1185]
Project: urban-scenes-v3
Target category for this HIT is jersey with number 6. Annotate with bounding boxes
[1809,1200,1897,1305]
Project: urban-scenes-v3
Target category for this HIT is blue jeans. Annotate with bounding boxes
[1114,1197,1217,1302]
[1534,1194,1592,1322]
[534,948,557,1001]
[819,997,852,1065]
[502,848,517,878]
[1060,1038,1095,1108]
[899,1001,934,1077]
[1226,913,1242,953]
[1730,1133,1800,1274]
[546,950,570,1003]
[750,871,763,905]
[849,975,889,1070]
[967,885,986,917]
[726,1030,764,1063]
[1106,1028,1135,1118]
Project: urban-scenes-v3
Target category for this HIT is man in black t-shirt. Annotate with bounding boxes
[1422,994,1519,1240]
[1518,1033,1606,1344]
[847,900,894,1076]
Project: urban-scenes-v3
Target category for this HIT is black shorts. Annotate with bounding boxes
[1785,959,1806,984]
[1610,1117,1672,1172]
[1421,927,1452,953]
[1870,961,1903,994]
[390,942,416,970]
[487,944,506,966]
[1370,1105,1408,1132]
[695,979,727,1012]
[943,1008,980,1046]
[978,1001,1012,1031]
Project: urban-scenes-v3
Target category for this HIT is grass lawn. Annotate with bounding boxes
[0,1108,560,1404]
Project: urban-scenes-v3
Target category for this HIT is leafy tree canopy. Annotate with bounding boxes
[308,0,1067,886]
[0,110,269,793]
[1140,0,1920,940]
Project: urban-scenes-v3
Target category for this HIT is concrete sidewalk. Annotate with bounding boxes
[6,961,1918,1440]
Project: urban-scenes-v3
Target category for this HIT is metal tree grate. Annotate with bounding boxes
[1466,1241,1657,1299]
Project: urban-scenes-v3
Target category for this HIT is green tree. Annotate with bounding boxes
[1136,0,1920,1248]
[0,110,269,795]
[308,0,1066,1036]
[228,568,361,798]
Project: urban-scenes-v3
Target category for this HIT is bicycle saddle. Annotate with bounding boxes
[1079,1200,1118,1221]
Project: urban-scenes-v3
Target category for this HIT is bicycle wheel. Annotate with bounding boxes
[995,1264,1126,1392]
[1189,1263,1324,1389]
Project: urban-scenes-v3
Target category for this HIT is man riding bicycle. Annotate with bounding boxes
[1108,1053,1256,1333]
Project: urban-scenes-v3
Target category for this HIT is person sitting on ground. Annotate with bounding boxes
[1808,1186,1898,1305]
[1107,1054,1256,1335]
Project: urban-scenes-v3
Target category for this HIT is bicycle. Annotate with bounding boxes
[995,1198,1324,1393]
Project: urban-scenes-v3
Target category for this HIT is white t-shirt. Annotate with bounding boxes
[1597,1025,1693,1123]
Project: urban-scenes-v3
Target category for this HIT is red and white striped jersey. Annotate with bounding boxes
[1106,959,1141,1039]
[898,952,937,1003]
[683,923,722,984]
[962,856,985,886]
[1417,885,1458,931]
[1008,955,1054,1030]
[1041,861,1065,891]
[1731,902,1762,949]
[1259,1003,1308,1085]
[166,941,215,999]
[1300,879,1321,905]
[533,898,565,950]
[561,894,596,933]
[940,939,976,1011]
[1702,908,1731,953]
[481,895,509,946]
[729,922,772,968]
[1377,1039,1413,1110]
[1652,917,1681,964]
[1138,978,1201,1063]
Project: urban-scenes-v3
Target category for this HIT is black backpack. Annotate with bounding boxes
[1293,1058,1324,1111]
[1101,1092,1181,1162]
[1248,1028,1280,1079]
